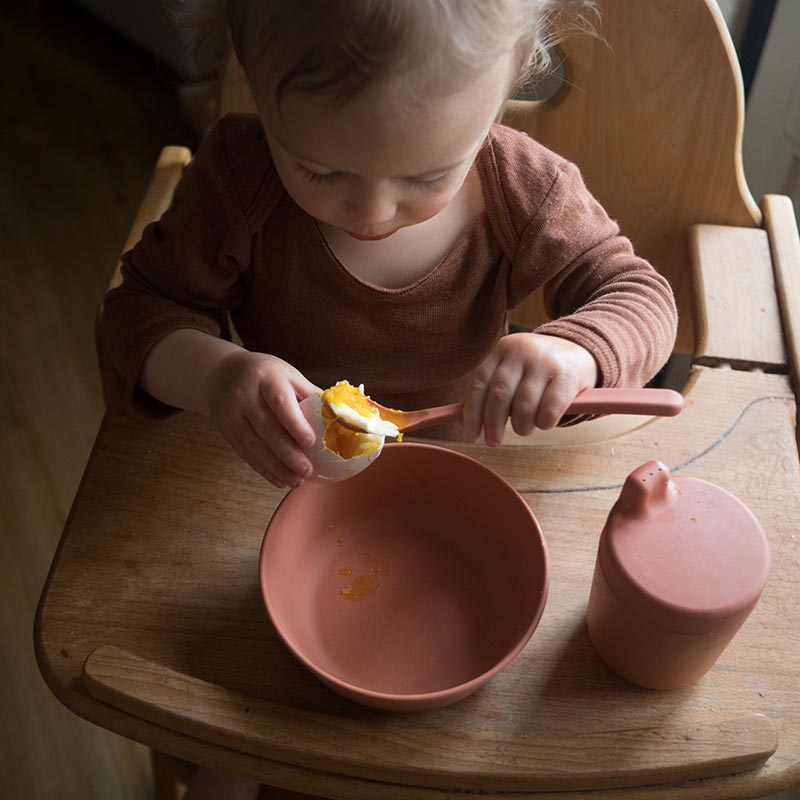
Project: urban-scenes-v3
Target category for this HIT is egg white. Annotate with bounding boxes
[300,393,384,481]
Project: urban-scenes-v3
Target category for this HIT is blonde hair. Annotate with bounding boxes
[174,0,596,105]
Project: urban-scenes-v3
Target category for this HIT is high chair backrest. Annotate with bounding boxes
[218,0,757,353]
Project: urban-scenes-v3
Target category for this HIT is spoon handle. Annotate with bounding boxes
[398,403,464,432]
[397,388,683,433]
[566,387,684,417]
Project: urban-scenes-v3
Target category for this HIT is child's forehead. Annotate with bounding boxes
[263,59,511,177]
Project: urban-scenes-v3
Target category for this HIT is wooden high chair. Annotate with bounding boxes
[37,1,800,799]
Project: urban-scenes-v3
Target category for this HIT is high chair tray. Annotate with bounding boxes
[83,644,777,791]
[35,365,800,799]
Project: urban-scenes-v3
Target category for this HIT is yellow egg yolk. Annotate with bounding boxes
[320,403,382,459]
[321,381,380,421]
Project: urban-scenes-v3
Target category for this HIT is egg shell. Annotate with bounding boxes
[300,393,384,482]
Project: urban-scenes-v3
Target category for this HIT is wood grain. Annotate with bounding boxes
[690,224,785,369]
[35,366,800,799]
[83,644,778,792]
[763,195,800,414]
[0,4,194,799]
[503,0,759,351]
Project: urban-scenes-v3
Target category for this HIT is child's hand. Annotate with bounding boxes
[206,351,320,488]
[462,333,598,446]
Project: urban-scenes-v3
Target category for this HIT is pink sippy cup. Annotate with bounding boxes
[587,460,770,689]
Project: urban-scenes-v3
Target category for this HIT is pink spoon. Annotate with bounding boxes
[350,387,684,435]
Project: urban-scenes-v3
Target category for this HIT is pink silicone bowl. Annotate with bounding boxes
[260,443,549,711]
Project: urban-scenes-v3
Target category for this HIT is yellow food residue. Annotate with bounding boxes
[339,556,392,601]
[341,574,382,600]
[369,558,391,576]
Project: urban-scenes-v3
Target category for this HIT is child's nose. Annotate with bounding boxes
[346,186,397,227]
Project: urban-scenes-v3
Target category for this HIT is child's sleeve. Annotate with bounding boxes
[100,118,255,416]
[508,161,678,389]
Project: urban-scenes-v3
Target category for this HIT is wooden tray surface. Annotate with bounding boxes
[35,366,800,798]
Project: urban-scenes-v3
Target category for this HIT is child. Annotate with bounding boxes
[100,1,678,795]
[102,0,677,495]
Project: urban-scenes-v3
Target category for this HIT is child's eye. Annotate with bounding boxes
[407,173,450,192]
[298,166,341,186]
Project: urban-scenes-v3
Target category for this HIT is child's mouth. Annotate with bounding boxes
[344,229,398,241]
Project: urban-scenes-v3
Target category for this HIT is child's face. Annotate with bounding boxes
[258,56,514,240]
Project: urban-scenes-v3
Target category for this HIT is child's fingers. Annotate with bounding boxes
[290,372,322,403]
[227,422,293,489]
[242,416,304,485]
[536,376,585,429]
[247,409,313,482]
[245,457,288,489]
[259,380,317,451]
[461,383,486,441]
[461,354,500,439]
[481,361,526,446]
[509,380,546,436]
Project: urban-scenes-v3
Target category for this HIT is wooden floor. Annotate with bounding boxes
[0,3,195,798]
[1,3,798,800]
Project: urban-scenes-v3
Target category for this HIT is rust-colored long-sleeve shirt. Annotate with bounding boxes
[102,113,677,420]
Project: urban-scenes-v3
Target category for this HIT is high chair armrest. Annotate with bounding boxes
[109,145,192,292]
[762,194,800,399]
[690,222,785,370]
[96,145,193,407]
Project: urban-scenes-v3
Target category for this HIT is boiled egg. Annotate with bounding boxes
[300,383,388,481]
[322,380,400,437]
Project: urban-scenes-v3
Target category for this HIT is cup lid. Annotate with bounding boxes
[599,461,770,634]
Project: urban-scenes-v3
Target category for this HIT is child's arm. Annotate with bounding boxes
[466,139,678,443]
[139,329,317,488]
[101,116,318,488]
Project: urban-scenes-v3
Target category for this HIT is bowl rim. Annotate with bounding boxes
[259,441,550,705]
